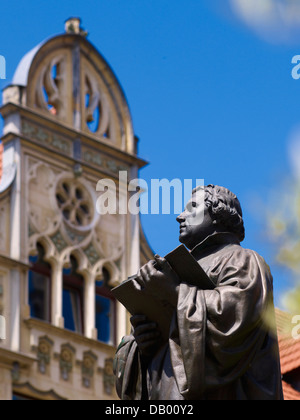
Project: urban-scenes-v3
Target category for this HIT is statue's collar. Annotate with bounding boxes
[191,232,240,257]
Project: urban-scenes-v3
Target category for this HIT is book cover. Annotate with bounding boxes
[112,245,215,340]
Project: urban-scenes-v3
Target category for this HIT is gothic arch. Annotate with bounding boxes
[28,234,57,267]
[92,259,120,288]
[62,248,89,278]
[13,34,135,153]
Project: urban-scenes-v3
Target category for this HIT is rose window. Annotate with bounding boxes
[56,180,93,227]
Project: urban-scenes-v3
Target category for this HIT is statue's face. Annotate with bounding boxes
[176,192,216,250]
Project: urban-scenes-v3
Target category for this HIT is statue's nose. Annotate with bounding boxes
[176,213,185,223]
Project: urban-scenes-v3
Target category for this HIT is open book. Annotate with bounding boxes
[112,245,215,341]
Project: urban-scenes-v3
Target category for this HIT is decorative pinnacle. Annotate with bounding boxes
[65,18,88,37]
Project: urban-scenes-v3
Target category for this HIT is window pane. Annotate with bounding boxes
[95,294,114,344]
[63,288,82,333]
[28,271,50,321]
[28,245,51,323]
[13,393,36,400]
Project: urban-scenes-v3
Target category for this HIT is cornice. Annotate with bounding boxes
[0,102,148,169]
[24,318,117,355]
[0,254,30,270]
[13,382,67,400]
[0,347,36,369]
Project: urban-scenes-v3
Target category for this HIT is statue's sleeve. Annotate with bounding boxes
[113,335,143,400]
[169,248,274,400]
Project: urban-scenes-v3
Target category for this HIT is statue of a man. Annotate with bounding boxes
[113,185,283,400]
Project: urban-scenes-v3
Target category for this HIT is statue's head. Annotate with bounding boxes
[176,184,245,250]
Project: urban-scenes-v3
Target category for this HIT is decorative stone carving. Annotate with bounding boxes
[50,230,68,253]
[65,17,88,37]
[59,344,75,381]
[83,68,111,137]
[11,362,20,383]
[22,120,72,155]
[35,55,67,119]
[95,213,125,260]
[2,85,24,106]
[27,158,124,289]
[103,358,115,396]
[37,336,53,375]
[28,223,36,238]
[84,242,101,266]
[82,150,102,167]
[64,225,88,245]
[81,351,97,389]
[55,178,93,228]
[28,163,60,234]
[82,147,129,176]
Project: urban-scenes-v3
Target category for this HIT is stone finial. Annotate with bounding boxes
[65,18,88,37]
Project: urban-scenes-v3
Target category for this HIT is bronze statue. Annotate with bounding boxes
[113,185,283,400]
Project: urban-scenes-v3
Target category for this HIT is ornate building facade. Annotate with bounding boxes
[0,18,153,400]
[2,17,299,402]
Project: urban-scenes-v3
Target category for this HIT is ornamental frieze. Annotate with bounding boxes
[22,120,72,155]
[82,147,129,176]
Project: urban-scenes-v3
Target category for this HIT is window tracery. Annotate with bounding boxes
[55,179,93,228]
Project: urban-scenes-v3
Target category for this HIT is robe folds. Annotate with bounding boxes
[113,233,284,400]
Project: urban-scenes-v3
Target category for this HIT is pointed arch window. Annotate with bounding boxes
[28,243,51,322]
[63,256,84,334]
[95,267,116,345]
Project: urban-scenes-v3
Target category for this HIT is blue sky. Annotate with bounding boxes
[1,0,300,308]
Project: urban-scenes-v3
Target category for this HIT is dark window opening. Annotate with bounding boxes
[28,243,51,322]
[95,267,116,345]
[63,256,84,334]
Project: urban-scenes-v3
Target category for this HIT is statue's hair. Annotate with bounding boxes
[193,184,245,242]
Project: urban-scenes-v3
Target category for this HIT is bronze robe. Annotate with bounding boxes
[113,233,283,400]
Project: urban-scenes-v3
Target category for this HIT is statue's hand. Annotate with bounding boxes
[136,255,180,307]
[130,315,161,359]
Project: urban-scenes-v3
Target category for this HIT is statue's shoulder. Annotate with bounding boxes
[226,245,273,279]
[216,244,268,268]
[215,242,248,261]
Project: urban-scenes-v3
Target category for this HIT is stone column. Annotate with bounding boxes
[52,263,64,328]
[84,275,95,339]
[9,269,20,352]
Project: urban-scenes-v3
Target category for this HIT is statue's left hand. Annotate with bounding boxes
[136,255,180,307]
[130,315,161,360]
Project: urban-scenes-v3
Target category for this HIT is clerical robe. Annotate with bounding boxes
[113,233,283,400]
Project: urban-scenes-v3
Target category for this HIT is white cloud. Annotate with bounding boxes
[230,0,300,43]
